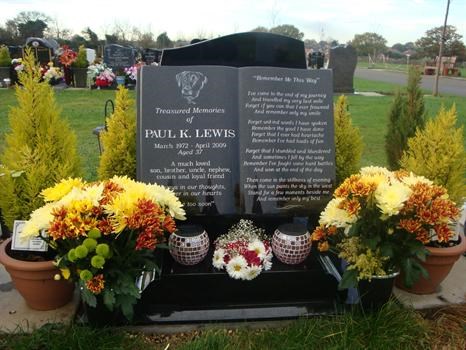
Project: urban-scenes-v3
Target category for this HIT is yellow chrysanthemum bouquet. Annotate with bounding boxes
[311,167,459,289]
[21,176,185,320]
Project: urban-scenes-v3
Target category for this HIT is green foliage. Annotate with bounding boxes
[415,25,466,61]
[98,85,136,180]
[385,65,425,170]
[334,95,364,185]
[0,48,81,229]
[73,45,88,68]
[269,24,304,40]
[178,301,430,350]
[156,32,173,49]
[350,32,387,57]
[250,24,305,40]
[0,45,11,67]
[0,323,150,350]
[385,90,404,169]
[401,105,466,204]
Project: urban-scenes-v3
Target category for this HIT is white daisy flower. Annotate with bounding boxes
[263,255,273,271]
[243,265,262,280]
[212,248,226,269]
[226,255,247,280]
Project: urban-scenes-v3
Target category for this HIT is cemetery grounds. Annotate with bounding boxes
[0,78,465,348]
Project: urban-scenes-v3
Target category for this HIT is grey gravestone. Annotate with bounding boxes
[143,48,161,65]
[137,66,335,217]
[103,44,135,70]
[327,45,357,93]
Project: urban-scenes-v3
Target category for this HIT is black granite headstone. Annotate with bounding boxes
[103,44,135,70]
[136,32,340,324]
[327,45,357,93]
[160,32,306,68]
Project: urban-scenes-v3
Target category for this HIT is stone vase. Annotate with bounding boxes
[0,238,74,310]
[72,67,88,88]
[395,233,466,294]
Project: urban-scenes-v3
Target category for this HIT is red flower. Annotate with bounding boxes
[243,250,261,266]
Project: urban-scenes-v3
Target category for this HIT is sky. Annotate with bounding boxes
[0,0,465,46]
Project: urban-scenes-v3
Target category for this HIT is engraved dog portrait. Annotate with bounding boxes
[176,71,207,104]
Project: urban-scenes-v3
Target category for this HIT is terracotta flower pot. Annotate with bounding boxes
[0,238,74,310]
[395,233,466,294]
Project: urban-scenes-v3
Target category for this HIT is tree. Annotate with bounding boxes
[0,20,21,45]
[269,24,304,40]
[83,27,99,45]
[415,25,466,61]
[333,95,363,185]
[400,105,466,204]
[98,86,136,180]
[156,32,173,49]
[385,66,425,170]
[251,26,269,33]
[350,32,387,57]
[12,11,51,40]
[0,48,81,229]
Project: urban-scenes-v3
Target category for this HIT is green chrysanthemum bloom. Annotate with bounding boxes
[95,243,110,258]
[67,249,77,262]
[88,228,102,239]
[91,255,105,269]
[83,238,97,252]
[79,269,93,281]
[75,245,89,259]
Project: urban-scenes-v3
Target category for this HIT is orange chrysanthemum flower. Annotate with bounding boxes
[86,274,105,294]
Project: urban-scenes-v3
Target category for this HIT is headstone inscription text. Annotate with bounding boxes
[137,66,335,216]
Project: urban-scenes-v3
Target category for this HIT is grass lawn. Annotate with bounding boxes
[0,302,465,349]
[357,59,466,78]
[1,80,465,181]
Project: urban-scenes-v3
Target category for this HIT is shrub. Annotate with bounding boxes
[333,95,363,185]
[0,48,81,229]
[0,45,11,67]
[73,45,88,68]
[400,105,466,205]
[98,85,136,179]
[385,65,425,169]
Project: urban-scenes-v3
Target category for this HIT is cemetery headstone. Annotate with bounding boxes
[86,48,96,64]
[142,48,161,65]
[136,32,340,324]
[103,44,135,70]
[327,45,357,93]
[160,31,307,68]
[25,37,57,65]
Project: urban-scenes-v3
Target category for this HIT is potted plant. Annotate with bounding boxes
[311,166,462,306]
[0,45,12,84]
[212,219,273,281]
[0,237,75,310]
[19,176,186,323]
[72,45,89,88]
